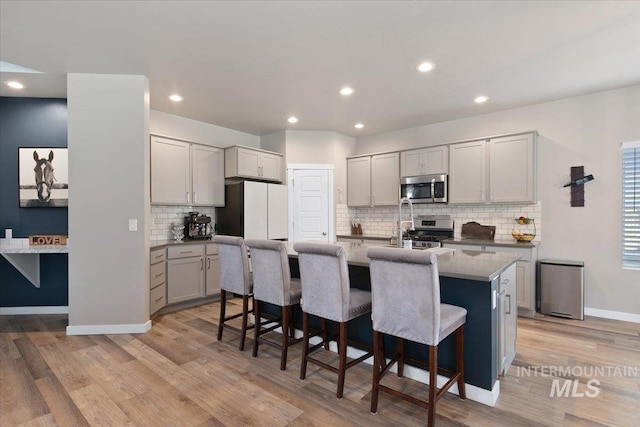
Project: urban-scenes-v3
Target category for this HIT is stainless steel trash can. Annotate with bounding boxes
[538,259,584,320]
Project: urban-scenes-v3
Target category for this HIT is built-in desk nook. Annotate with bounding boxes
[0,238,69,288]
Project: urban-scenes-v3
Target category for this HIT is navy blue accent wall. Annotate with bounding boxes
[0,97,69,306]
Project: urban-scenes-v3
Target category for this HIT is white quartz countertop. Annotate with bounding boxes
[149,238,520,282]
[285,241,520,282]
[0,239,68,253]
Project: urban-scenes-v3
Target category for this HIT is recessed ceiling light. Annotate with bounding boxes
[474,95,489,104]
[169,94,183,102]
[354,123,364,129]
[416,62,435,73]
[6,81,24,89]
[339,86,355,96]
[287,116,298,124]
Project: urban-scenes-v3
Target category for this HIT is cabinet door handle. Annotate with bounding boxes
[200,259,204,270]
[502,278,510,284]
[207,258,211,269]
[194,192,197,203]
[506,294,511,315]
[155,296,164,303]
[154,273,163,278]
[186,191,190,203]
[179,251,193,254]
[155,255,163,260]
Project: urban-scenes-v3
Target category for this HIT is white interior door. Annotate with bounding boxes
[292,169,330,242]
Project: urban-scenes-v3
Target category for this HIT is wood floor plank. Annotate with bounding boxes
[35,374,90,427]
[108,333,202,392]
[0,358,50,425]
[16,413,58,427]
[0,333,21,361]
[118,386,211,426]
[14,337,53,380]
[36,342,91,392]
[69,384,134,427]
[88,334,136,364]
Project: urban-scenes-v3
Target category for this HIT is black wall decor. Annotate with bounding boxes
[564,166,595,207]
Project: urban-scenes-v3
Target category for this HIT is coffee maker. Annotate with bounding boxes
[184,212,213,240]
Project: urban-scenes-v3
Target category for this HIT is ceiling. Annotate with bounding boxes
[1,1,639,138]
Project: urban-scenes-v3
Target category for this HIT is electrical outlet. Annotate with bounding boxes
[128,219,138,231]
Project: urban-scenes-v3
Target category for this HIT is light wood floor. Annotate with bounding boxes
[1,300,638,426]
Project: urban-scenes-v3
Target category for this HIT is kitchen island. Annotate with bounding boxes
[276,241,520,407]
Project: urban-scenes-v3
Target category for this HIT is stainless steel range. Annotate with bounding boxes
[408,215,454,248]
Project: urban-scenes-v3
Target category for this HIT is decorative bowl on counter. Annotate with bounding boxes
[512,217,536,242]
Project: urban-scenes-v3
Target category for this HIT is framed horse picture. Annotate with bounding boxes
[18,148,69,207]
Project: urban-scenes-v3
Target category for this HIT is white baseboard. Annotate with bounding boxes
[304,334,499,407]
[66,320,152,335]
[584,307,640,324]
[0,306,69,315]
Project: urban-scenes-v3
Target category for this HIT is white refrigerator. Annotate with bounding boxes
[216,181,288,240]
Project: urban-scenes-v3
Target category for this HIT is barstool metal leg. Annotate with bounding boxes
[217,290,227,341]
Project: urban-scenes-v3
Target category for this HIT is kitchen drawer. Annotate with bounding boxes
[206,243,218,255]
[150,261,166,289]
[150,248,166,264]
[167,244,204,259]
[150,283,166,315]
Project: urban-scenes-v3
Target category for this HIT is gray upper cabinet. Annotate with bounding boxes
[347,152,399,207]
[225,146,283,182]
[449,132,536,204]
[151,135,224,206]
[400,145,448,177]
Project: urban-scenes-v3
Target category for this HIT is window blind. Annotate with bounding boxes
[622,142,640,269]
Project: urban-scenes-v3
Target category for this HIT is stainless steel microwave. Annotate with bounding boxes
[400,174,448,204]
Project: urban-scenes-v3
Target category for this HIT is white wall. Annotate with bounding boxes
[283,130,356,205]
[150,110,259,148]
[67,74,150,333]
[356,85,640,316]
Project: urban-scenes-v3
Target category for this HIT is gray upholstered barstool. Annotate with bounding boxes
[366,247,466,426]
[245,239,302,370]
[294,242,373,398]
[212,235,254,351]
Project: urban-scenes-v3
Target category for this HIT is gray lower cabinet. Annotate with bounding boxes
[167,245,205,304]
[498,263,517,376]
[149,248,167,315]
[205,244,220,296]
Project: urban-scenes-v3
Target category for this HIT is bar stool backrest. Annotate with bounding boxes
[246,239,291,306]
[367,247,441,346]
[213,235,251,295]
[293,242,350,323]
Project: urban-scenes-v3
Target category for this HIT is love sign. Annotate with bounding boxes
[29,235,68,246]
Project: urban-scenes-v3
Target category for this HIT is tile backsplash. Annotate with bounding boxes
[150,206,216,241]
[336,202,542,242]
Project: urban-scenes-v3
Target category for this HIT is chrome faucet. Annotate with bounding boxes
[397,197,415,247]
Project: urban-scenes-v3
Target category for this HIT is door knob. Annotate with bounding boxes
[322,232,327,236]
